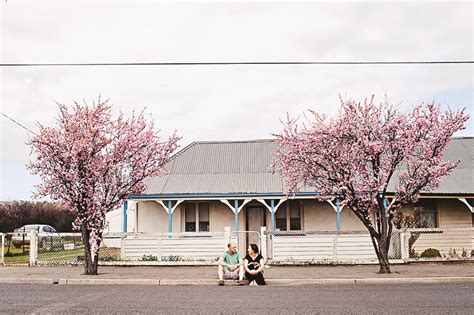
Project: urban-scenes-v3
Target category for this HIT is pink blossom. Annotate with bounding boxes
[273,95,469,273]
[27,99,179,273]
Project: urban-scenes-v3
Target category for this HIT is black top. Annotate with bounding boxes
[245,254,264,271]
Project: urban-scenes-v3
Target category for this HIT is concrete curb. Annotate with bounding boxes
[0,278,62,285]
[269,277,474,286]
[354,276,474,285]
[65,278,161,285]
[0,276,472,286]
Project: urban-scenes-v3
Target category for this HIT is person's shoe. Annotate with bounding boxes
[218,280,225,286]
[238,280,246,285]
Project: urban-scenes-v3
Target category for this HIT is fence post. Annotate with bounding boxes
[120,234,126,261]
[29,230,38,266]
[1,233,4,265]
[157,236,162,262]
[333,233,338,261]
[224,226,231,250]
[400,231,409,262]
[260,226,267,259]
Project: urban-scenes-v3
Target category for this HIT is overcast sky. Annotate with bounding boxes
[1,1,473,201]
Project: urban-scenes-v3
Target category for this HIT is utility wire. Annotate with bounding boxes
[1,112,37,135]
[0,60,473,67]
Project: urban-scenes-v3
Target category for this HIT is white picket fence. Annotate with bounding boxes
[1,227,472,266]
[401,227,474,260]
[0,233,4,265]
[121,232,227,261]
[269,228,474,263]
[269,231,379,262]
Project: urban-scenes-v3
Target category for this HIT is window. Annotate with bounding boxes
[275,207,287,231]
[199,203,210,232]
[185,203,196,232]
[184,202,210,232]
[289,201,301,230]
[414,201,438,228]
[276,200,302,231]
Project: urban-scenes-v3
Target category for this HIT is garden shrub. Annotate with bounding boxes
[140,254,158,261]
[420,248,441,258]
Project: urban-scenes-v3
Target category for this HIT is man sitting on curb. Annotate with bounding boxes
[218,242,245,285]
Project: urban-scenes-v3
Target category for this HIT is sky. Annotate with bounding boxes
[0,1,473,201]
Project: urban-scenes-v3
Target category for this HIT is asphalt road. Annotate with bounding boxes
[1,283,473,314]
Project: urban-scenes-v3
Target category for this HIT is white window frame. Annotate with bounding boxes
[415,200,439,228]
[275,200,304,231]
[182,201,211,232]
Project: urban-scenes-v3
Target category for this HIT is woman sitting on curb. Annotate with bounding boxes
[244,243,266,286]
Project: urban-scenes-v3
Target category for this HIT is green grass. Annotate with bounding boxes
[2,245,121,264]
[98,247,121,261]
[37,248,85,262]
[2,245,30,264]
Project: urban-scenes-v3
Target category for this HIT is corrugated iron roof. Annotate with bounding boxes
[142,137,473,196]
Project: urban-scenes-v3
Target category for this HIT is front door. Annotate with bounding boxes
[246,207,265,231]
[245,207,265,250]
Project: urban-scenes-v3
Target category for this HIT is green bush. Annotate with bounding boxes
[409,249,419,258]
[99,255,119,261]
[420,248,441,258]
[162,255,182,262]
[140,254,158,261]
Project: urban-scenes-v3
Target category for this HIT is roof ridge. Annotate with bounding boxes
[169,142,196,159]
[176,136,471,147]
[192,138,278,144]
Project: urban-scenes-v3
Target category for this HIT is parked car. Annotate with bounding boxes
[12,224,63,249]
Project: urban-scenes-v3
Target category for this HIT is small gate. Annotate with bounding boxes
[231,231,261,254]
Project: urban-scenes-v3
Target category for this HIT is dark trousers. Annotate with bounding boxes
[245,271,266,285]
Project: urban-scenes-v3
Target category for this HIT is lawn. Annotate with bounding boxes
[37,247,121,263]
[2,245,30,264]
[2,245,121,264]
[37,247,85,262]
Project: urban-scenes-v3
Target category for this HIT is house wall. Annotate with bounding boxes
[134,198,473,235]
[396,198,472,228]
[104,201,136,234]
[438,199,472,228]
[135,200,244,234]
[302,200,366,231]
[396,198,473,256]
[209,201,235,232]
[123,197,473,261]
[136,201,171,233]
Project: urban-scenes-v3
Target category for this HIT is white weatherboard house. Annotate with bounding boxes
[107,137,473,262]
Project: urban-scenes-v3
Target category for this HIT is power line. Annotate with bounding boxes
[1,112,37,135]
[0,60,472,67]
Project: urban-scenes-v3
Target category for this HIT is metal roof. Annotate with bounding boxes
[141,137,473,197]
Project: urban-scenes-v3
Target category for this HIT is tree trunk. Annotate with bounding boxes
[91,236,102,275]
[81,225,97,275]
[352,204,393,274]
[374,235,391,274]
[377,247,391,274]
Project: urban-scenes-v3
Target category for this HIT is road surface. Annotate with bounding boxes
[1,283,473,314]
